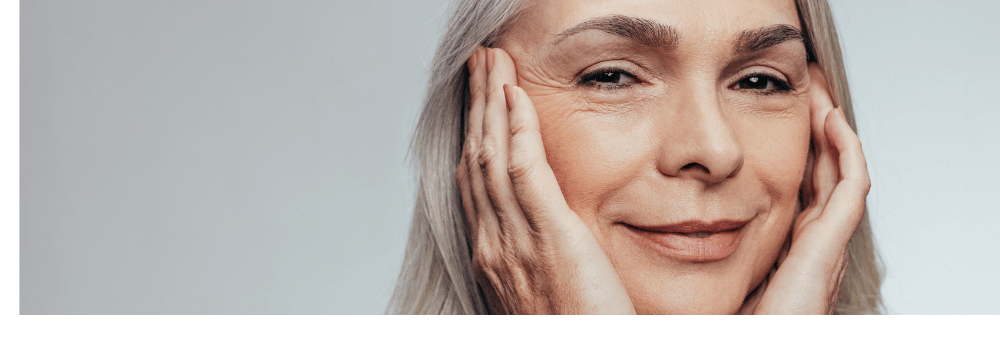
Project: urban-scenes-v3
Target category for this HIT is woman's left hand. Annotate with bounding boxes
[739,64,871,314]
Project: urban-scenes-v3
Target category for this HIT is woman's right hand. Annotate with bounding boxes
[456,47,636,314]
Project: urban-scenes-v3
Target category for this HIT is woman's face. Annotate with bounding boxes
[497,0,814,314]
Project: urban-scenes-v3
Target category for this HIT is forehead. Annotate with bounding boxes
[511,0,801,42]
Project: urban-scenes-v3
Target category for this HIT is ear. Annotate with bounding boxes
[799,63,836,211]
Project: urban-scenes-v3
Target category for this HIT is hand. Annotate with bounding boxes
[739,64,872,314]
[455,47,635,314]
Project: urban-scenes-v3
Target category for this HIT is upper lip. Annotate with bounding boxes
[627,219,749,234]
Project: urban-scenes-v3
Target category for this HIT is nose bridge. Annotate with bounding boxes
[655,79,744,184]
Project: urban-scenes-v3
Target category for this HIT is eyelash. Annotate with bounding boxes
[576,68,639,90]
[575,68,795,95]
[732,72,795,95]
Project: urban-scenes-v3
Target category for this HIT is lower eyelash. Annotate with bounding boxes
[739,73,795,96]
[589,82,630,90]
[577,69,637,90]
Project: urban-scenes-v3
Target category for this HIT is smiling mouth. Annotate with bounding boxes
[622,219,750,262]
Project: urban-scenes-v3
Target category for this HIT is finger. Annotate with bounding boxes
[807,64,838,212]
[819,107,871,232]
[456,157,477,235]
[467,47,488,141]
[480,48,534,248]
[812,109,841,211]
[792,108,868,254]
[756,104,868,315]
[796,108,842,234]
[465,48,500,254]
[505,84,574,232]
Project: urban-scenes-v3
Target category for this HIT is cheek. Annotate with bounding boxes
[733,102,812,276]
[738,111,811,207]
[526,91,651,218]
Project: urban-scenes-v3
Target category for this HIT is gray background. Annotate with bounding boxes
[20,0,1000,314]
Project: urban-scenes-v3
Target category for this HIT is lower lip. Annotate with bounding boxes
[623,224,744,262]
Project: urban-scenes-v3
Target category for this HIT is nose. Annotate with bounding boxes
[655,87,744,185]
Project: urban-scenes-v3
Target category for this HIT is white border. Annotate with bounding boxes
[6,316,999,348]
[3,0,21,319]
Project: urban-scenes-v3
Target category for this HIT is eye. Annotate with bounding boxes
[733,73,793,94]
[578,68,638,90]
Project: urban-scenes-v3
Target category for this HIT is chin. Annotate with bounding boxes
[637,300,743,315]
[626,273,757,315]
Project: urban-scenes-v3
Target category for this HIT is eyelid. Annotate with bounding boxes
[574,61,647,91]
[577,67,638,84]
[730,68,795,92]
[578,58,648,77]
[733,62,798,83]
[736,72,787,85]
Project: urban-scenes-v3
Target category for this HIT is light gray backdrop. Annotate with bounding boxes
[21,0,1000,314]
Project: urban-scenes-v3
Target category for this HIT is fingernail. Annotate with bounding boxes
[503,84,515,111]
[486,48,495,72]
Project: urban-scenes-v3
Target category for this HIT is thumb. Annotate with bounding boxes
[503,84,571,230]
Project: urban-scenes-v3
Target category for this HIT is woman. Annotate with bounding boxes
[390,0,883,314]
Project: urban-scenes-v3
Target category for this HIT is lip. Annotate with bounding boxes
[622,219,750,262]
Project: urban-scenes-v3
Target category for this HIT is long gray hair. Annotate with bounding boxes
[388,0,884,315]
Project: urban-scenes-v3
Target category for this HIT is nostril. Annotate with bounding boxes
[680,163,709,173]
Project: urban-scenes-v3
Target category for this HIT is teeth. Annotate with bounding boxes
[686,232,710,238]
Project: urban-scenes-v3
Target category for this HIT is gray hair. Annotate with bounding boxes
[388,0,884,315]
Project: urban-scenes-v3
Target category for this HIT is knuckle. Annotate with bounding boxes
[847,174,871,195]
[851,138,864,153]
[462,141,478,167]
[469,87,486,105]
[474,226,496,250]
[471,249,487,270]
[475,243,502,271]
[507,154,536,183]
[478,138,500,168]
[508,117,528,137]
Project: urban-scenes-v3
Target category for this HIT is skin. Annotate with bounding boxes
[456,0,871,314]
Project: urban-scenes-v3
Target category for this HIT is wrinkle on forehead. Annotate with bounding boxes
[503,0,803,49]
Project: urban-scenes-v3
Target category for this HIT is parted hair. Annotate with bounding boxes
[388,0,884,315]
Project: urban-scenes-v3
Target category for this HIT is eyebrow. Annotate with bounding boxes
[550,15,679,49]
[732,24,806,56]
[551,16,808,58]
